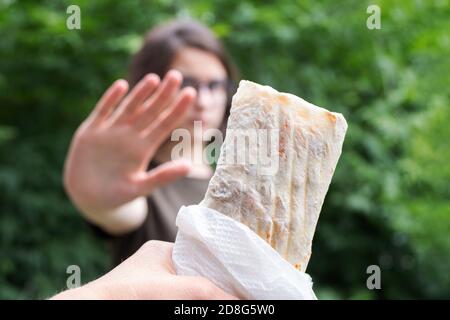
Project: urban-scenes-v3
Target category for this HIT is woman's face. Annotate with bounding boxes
[169,46,228,138]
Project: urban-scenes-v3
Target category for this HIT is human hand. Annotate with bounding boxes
[63,70,196,226]
[52,241,237,300]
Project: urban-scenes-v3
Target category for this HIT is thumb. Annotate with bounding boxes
[134,160,192,196]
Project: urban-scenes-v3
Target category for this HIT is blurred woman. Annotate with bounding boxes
[63,19,238,266]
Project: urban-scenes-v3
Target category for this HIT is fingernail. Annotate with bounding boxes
[183,86,197,98]
[116,79,128,89]
[168,69,182,82]
[145,73,160,83]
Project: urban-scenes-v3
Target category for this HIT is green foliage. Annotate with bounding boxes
[0,0,449,299]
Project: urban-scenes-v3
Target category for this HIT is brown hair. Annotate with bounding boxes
[128,19,238,132]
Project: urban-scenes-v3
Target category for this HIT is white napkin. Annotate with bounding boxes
[172,205,317,300]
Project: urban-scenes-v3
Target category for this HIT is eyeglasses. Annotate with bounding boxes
[181,76,231,93]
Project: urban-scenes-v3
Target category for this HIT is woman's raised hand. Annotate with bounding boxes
[63,70,196,230]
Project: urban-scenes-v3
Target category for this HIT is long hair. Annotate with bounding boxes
[128,19,238,133]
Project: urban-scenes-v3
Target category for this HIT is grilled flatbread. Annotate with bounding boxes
[200,80,347,272]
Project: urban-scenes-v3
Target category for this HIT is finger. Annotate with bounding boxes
[133,70,183,132]
[110,74,160,125]
[138,240,176,273]
[144,87,196,147]
[177,276,239,300]
[138,240,174,258]
[134,160,192,197]
[88,80,128,127]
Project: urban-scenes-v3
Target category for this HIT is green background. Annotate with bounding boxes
[0,0,449,299]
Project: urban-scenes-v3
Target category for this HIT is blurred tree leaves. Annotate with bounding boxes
[0,0,449,299]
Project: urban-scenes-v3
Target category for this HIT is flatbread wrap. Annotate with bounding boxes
[200,80,347,272]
